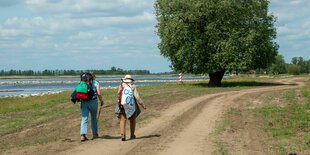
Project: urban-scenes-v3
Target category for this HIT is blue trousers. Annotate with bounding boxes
[80,99,98,135]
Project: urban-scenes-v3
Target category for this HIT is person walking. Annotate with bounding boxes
[115,75,146,141]
[79,72,104,142]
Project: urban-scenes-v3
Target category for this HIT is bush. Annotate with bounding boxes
[287,64,301,75]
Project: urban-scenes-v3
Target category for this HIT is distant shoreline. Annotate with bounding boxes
[0,74,190,79]
[0,89,24,92]
[0,75,209,98]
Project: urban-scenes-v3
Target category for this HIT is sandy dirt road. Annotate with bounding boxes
[61,78,304,155]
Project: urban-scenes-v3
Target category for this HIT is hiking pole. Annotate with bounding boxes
[97,105,103,123]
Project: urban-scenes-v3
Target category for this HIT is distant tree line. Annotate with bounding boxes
[252,55,310,75]
[0,67,150,76]
[269,56,310,75]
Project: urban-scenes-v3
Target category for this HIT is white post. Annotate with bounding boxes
[179,72,183,83]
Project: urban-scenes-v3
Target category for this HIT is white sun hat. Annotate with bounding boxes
[122,75,135,83]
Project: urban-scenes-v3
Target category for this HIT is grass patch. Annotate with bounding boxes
[257,79,310,154]
[213,141,230,155]
[212,108,242,136]
[258,93,310,138]
[0,92,78,136]
[0,76,286,152]
[0,81,225,151]
[210,77,310,155]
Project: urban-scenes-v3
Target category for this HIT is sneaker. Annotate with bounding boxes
[91,134,99,140]
[81,134,89,142]
[121,135,126,141]
[130,135,136,139]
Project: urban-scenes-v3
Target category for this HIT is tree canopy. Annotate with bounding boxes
[155,0,278,86]
[269,54,287,74]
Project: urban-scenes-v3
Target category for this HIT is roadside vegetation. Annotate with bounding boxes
[257,79,310,154]
[0,79,241,153]
[1,75,308,154]
[213,77,310,155]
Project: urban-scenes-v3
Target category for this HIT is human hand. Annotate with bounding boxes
[142,104,146,109]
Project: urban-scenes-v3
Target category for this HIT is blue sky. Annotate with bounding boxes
[0,0,309,73]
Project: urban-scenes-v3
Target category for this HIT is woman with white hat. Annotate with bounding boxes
[116,74,146,141]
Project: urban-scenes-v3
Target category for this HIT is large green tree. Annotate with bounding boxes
[155,0,278,86]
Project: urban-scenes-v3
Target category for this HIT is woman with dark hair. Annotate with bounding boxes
[79,72,104,142]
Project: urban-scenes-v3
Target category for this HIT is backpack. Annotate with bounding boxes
[75,72,95,101]
[75,81,93,100]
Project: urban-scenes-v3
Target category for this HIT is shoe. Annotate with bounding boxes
[91,134,99,140]
[121,135,126,141]
[130,135,136,139]
[81,134,89,142]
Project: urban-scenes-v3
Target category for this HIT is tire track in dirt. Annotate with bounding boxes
[61,78,304,155]
[127,78,304,155]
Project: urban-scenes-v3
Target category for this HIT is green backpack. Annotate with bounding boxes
[75,81,95,100]
[76,81,88,93]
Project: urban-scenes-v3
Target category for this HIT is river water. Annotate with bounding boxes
[0,75,208,98]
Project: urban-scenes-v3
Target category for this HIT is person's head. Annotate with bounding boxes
[121,75,134,83]
[80,72,93,81]
[90,72,96,80]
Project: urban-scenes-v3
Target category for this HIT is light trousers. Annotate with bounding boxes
[80,99,98,135]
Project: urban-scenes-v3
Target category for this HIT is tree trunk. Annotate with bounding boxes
[208,70,225,87]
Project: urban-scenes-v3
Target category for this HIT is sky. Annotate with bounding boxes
[0,0,309,73]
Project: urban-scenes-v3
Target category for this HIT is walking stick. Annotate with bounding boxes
[97,105,103,123]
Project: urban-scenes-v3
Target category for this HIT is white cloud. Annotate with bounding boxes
[270,0,310,25]
[289,0,301,6]
[0,5,157,53]
[1,17,58,37]
[270,0,310,61]
[0,2,155,39]
[23,0,153,18]
[4,0,309,72]
[0,0,168,72]
[68,32,95,41]
[25,0,46,5]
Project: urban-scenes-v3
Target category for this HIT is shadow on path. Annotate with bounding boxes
[135,134,161,140]
[99,135,121,139]
[97,134,161,141]
[194,81,297,88]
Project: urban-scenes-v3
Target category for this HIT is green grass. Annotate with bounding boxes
[0,92,77,135]
[213,141,230,155]
[0,78,281,132]
[258,90,310,138]
[0,76,286,152]
[0,82,207,140]
[257,79,310,154]
[212,108,242,136]
[210,76,310,155]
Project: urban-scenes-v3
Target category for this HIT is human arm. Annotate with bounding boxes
[117,84,122,105]
[133,85,146,109]
[95,82,104,106]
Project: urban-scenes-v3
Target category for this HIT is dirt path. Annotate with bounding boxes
[58,78,304,155]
